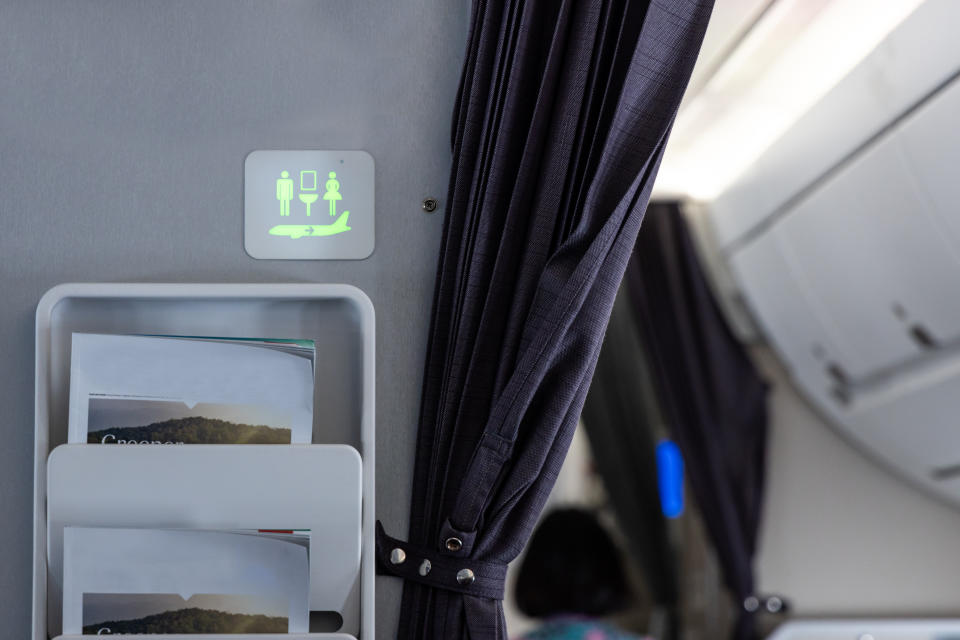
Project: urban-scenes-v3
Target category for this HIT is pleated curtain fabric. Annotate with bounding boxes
[379,3,715,639]
[579,287,680,635]
[625,203,770,640]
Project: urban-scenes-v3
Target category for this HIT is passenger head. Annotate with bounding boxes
[515,507,631,618]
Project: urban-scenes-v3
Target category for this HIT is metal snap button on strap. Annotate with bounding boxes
[376,521,507,599]
[445,537,463,552]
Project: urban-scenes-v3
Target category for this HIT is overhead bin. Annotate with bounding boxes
[771,126,960,379]
[710,0,960,508]
[710,0,960,249]
[897,76,960,252]
[729,235,853,413]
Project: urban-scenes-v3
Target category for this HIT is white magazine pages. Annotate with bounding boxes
[62,527,310,635]
[68,333,315,444]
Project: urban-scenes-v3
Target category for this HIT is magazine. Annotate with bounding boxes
[68,333,315,444]
[62,528,310,635]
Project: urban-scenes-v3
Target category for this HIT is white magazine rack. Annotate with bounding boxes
[32,283,375,640]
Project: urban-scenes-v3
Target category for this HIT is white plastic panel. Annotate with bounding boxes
[845,360,960,500]
[47,445,362,637]
[770,130,960,379]
[711,0,960,249]
[729,235,850,416]
[897,77,960,260]
[767,620,960,640]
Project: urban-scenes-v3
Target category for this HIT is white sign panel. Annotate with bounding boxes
[244,150,374,260]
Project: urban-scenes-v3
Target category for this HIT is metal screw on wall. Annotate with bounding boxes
[422,197,439,213]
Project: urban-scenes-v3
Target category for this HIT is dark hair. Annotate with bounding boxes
[514,508,631,618]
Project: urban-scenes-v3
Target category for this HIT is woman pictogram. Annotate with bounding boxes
[323,171,343,217]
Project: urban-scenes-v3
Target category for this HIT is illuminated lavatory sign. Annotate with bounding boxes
[244,150,374,260]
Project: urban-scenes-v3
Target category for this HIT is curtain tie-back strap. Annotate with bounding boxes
[375,521,507,600]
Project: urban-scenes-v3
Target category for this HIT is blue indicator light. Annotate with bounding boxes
[656,440,684,519]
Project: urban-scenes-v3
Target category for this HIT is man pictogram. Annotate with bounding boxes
[276,170,294,216]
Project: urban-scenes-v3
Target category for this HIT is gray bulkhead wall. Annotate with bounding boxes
[0,2,468,637]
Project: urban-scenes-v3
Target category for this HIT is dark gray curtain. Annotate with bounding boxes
[580,286,680,637]
[626,202,769,640]
[375,3,714,639]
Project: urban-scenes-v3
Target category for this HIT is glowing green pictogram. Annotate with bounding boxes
[269,213,352,239]
[268,168,351,238]
[298,170,319,216]
[324,172,343,217]
[276,171,294,216]
[245,149,373,259]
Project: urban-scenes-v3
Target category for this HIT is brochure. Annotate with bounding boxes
[68,333,315,444]
[62,527,310,635]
